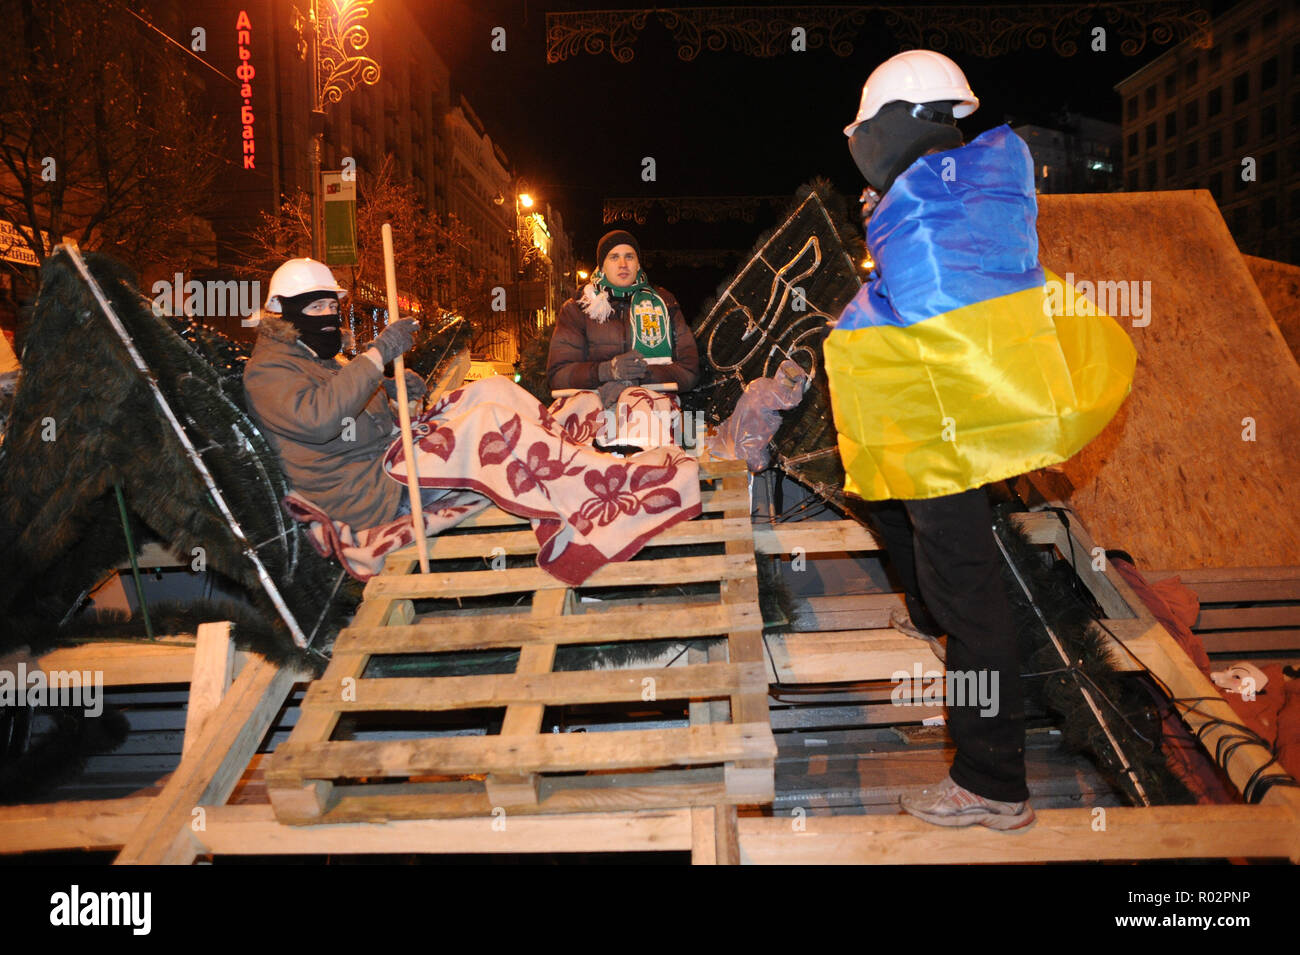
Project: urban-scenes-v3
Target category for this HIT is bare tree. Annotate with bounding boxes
[249,156,494,348]
[0,0,221,282]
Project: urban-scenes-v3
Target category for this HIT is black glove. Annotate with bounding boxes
[371,318,419,364]
[596,379,628,410]
[598,350,647,382]
[382,369,427,400]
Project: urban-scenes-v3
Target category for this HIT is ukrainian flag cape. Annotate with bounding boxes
[823,125,1136,501]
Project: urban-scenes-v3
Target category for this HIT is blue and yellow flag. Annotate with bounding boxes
[823,125,1136,501]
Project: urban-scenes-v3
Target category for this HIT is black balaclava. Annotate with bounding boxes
[278,289,342,359]
[848,100,964,195]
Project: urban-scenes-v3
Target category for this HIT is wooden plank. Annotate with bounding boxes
[486,588,569,807]
[268,722,776,779]
[0,797,153,854]
[268,559,416,822]
[36,641,197,686]
[198,804,693,855]
[115,655,303,865]
[386,516,755,563]
[691,806,717,865]
[182,622,238,759]
[364,554,754,600]
[1195,606,1300,630]
[738,804,1299,864]
[304,661,767,712]
[1200,629,1300,654]
[278,771,735,824]
[337,602,758,654]
[752,520,883,556]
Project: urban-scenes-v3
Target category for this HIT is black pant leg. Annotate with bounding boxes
[860,499,944,637]
[903,488,1028,802]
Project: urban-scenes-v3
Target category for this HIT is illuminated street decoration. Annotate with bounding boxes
[236,11,255,169]
[312,0,381,108]
[546,4,1212,63]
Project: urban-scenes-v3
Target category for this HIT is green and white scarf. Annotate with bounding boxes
[581,268,673,363]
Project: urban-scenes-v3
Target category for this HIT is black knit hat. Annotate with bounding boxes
[596,230,641,268]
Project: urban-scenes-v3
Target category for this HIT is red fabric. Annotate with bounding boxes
[1114,559,1300,794]
[383,377,702,586]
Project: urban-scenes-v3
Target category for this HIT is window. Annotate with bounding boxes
[1128,132,1139,155]
[1233,72,1249,104]
[1234,117,1249,148]
[1145,122,1157,148]
[1209,130,1223,158]
[1185,101,1199,128]
[1146,160,1157,187]
[1185,140,1198,167]
[1145,86,1156,110]
[1261,151,1277,181]
[1208,87,1222,116]
[1261,105,1276,137]
[1233,29,1248,53]
[1165,112,1177,138]
[1262,57,1277,91]
[1263,9,1277,32]
[1165,151,1177,177]
[1164,74,1176,98]
[1127,169,1139,191]
[1185,59,1199,85]
[1235,168,1249,192]
[1261,197,1276,229]
[1210,46,1221,71]
[1126,95,1139,121]
[1209,171,1223,199]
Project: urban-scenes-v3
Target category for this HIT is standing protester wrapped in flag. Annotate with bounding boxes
[823,51,1136,830]
[547,230,700,409]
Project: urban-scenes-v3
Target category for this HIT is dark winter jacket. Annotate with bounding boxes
[546,285,700,392]
[243,315,402,529]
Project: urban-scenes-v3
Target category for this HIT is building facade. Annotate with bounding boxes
[1115,0,1299,263]
[1012,115,1122,194]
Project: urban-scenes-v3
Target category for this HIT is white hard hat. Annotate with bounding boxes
[844,50,979,136]
[264,257,346,313]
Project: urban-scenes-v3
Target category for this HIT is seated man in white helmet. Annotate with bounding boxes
[243,257,421,530]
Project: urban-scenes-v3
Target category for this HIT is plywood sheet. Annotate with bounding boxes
[1035,190,1300,569]
[1244,253,1300,364]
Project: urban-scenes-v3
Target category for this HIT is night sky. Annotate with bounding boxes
[418,0,1234,305]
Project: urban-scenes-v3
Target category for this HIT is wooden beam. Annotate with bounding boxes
[337,602,758,654]
[196,804,693,855]
[269,722,776,779]
[363,554,753,600]
[182,622,239,758]
[0,797,153,854]
[486,588,570,807]
[752,520,883,555]
[738,805,1299,864]
[114,655,302,865]
[305,661,767,712]
[36,640,196,686]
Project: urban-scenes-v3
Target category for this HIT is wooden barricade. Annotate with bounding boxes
[265,458,777,828]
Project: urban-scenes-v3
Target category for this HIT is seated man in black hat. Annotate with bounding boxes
[547,230,699,408]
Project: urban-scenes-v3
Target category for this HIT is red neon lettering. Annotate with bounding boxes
[244,155,256,169]
[236,10,251,30]
[243,139,255,153]
[238,30,250,45]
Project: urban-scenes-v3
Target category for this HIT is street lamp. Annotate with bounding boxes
[294,0,381,260]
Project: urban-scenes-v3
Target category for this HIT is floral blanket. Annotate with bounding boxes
[284,377,702,585]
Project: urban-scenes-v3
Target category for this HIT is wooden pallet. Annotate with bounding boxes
[266,457,776,826]
[1145,566,1300,656]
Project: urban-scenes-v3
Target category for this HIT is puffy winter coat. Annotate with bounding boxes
[243,315,402,529]
[546,286,700,392]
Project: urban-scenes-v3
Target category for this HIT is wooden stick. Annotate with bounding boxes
[381,223,430,574]
[550,382,678,398]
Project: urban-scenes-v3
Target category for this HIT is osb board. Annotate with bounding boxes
[1244,254,1300,364]
[1035,190,1300,570]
